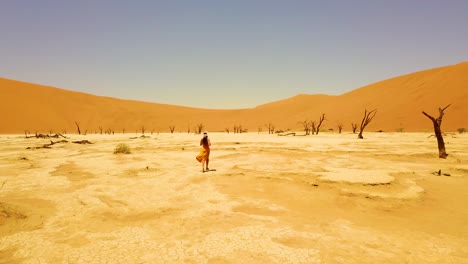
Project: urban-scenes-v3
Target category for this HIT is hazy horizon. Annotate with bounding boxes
[1,0,467,109]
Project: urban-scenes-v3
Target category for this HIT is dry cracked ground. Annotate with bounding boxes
[0,132,467,263]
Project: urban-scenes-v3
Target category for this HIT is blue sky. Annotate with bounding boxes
[1,0,467,109]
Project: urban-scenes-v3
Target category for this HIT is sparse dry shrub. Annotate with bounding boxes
[114,143,131,154]
[458,128,466,134]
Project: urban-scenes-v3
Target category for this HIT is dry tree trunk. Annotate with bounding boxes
[169,126,175,134]
[27,140,68,149]
[358,109,377,139]
[315,114,326,135]
[422,105,450,159]
[266,123,275,134]
[75,121,81,135]
[351,123,358,133]
[337,122,344,133]
[310,121,316,135]
[196,123,204,134]
[298,120,310,135]
[72,140,93,144]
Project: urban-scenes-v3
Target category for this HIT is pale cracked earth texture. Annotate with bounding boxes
[0,132,467,263]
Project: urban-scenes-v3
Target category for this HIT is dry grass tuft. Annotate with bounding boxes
[114,143,131,154]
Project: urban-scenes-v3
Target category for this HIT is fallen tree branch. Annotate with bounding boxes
[26,140,68,149]
[72,140,93,144]
[129,135,151,139]
[32,133,68,139]
[278,132,296,136]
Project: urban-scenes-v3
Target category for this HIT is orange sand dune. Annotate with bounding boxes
[1,62,467,134]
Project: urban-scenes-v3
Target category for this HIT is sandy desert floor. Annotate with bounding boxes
[0,132,467,264]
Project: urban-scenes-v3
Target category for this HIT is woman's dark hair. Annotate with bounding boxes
[202,137,208,146]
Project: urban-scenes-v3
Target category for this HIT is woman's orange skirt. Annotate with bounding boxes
[196,148,210,162]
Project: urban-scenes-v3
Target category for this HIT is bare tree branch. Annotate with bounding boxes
[422,105,450,158]
[358,109,377,139]
[315,114,326,135]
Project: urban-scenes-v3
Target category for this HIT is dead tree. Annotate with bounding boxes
[422,105,450,159]
[358,109,377,139]
[169,126,175,134]
[75,121,81,135]
[351,123,358,133]
[337,122,344,133]
[315,114,326,135]
[298,120,310,135]
[310,121,316,135]
[141,126,146,135]
[24,130,30,138]
[225,128,230,134]
[266,123,275,134]
[196,123,204,134]
[122,128,126,134]
[99,126,103,135]
[35,132,49,138]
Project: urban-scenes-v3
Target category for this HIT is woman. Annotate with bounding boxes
[196,131,211,172]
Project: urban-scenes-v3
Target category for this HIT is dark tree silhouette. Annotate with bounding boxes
[75,121,81,135]
[298,120,310,135]
[315,114,326,135]
[266,123,275,134]
[337,122,344,134]
[422,104,450,159]
[196,123,204,134]
[169,126,176,134]
[358,109,377,139]
[351,123,358,133]
[310,121,316,135]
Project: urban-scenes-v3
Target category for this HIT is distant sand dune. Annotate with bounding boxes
[1,62,467,133]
